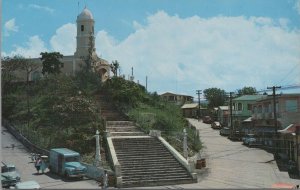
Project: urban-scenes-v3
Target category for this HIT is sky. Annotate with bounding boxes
[2,0,300,99]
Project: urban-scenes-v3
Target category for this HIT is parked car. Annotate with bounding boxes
[211,121,221,129]
[202,116,212,124]
[1,162,21,188]
[220,127,230,136]
[242,134,257,146]
[15,181,40,189]
[228,130,242,141]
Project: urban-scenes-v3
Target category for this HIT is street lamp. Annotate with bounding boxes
[94,130,101,166]
[183,128,188,159]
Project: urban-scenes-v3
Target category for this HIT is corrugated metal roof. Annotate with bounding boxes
[181,103,198,109]
[233,95,266,101]
[218,106,228,110]
[51,148,80,156]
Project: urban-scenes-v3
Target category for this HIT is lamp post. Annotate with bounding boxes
[94,130,101,166]
[183,128,188,159]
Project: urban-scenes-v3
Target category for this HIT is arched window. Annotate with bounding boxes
[31,71,41,81]
[81,25,84,31]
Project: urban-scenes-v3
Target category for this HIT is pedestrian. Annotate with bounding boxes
[40,158,47,173]
[35,157,42,174]
[102,170,108,189]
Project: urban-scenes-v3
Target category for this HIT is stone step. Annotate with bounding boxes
[110,132,145,136]
[114,144,164,149]
[122,173,191,180]
[121,164,184,171]
[119,160,180,167]
[107,121,135,125]
[116,149,169,154]
[121,177,196,187]
[121,167,187,174]
[116,151,172,157]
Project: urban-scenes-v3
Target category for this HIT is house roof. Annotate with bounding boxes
[233,95,266,101]
[218,106,228,110]
[243,117,252,122]
[256,93,300,102]
[181,103,199,109]
[160,92,193,98]
[278,123,300,135]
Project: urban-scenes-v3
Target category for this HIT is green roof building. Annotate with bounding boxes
[232,95,267,129]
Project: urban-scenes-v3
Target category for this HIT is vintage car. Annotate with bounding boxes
[211,121,221,129]
[242,134,257,146]
[1,162,21,188]
[219,127,230,136]
[15,181,41,189]
[202,116,212,124]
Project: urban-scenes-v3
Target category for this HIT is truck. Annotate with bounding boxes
[49,148,87,178]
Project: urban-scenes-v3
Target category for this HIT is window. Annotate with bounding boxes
[237,103,243,111]
[31,71,41,81]
[258,105,262,113]
[253,106,257,114]
[247,104,252,111]
[285,100,297,112]
[81,25,84,31]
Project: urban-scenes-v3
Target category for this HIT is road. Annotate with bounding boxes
[177,119,300,188]
[1,126,99,189]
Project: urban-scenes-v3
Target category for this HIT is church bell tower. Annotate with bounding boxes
[74,7,97,58]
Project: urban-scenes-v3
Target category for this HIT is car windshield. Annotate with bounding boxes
[1,166,16,173]
[65,156,79,162]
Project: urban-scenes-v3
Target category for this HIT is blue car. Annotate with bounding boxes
[242,134,257,146]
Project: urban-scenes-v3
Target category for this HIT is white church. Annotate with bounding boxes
[27,7,111,82]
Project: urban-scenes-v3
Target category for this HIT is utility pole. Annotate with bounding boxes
[267,86,281,156]
[196,90,202,121]
[229,92,234,138]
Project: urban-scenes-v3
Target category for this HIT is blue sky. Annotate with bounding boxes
[2,0,300,98]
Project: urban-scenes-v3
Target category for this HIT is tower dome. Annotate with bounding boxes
[77,7,93,21]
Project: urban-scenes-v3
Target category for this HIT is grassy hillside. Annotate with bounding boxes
[2,73,202,161]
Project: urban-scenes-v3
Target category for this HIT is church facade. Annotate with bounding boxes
[21,7,111,82]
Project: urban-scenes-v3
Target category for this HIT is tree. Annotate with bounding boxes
[40,52,64,75]
[80,32,97,72]
[203,88,227,108]
[237,86,257,96]
[110,60,120,77]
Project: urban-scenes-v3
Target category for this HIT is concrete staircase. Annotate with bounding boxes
[95,93,127,121]
[112,137,196,187]
[106,121,145,136]
[96,91,196,187]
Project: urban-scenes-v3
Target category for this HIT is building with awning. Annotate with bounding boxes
[277,123,300,176]
[181,103,208,118]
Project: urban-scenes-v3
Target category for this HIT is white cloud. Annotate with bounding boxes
[95,11,300,95]
[295,0,300,15]
[28,4,54,14]
[50,23,76,55]
[5,35,48,58]
[4,18,19,36]
[3,11,300,96]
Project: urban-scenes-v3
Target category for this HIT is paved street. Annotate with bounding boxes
[169,119,300,189]
[1,126,99,189]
